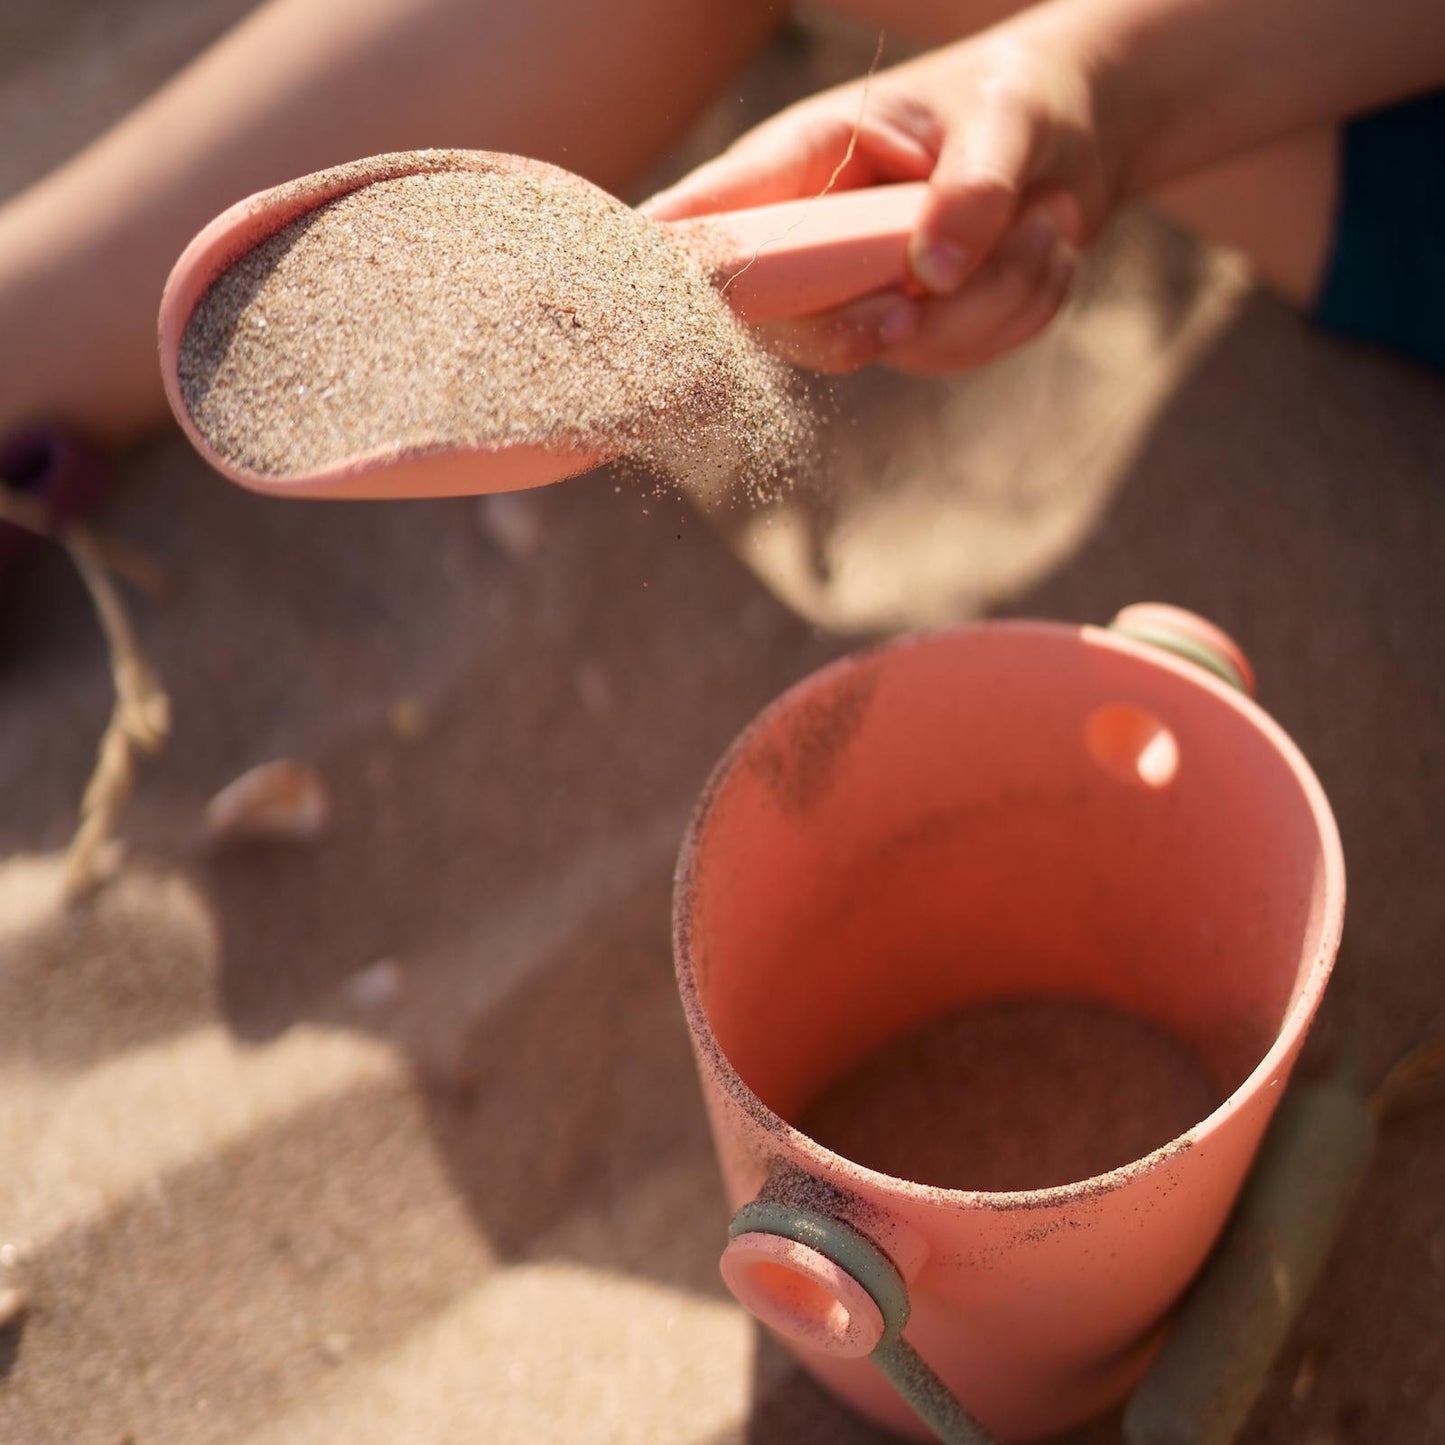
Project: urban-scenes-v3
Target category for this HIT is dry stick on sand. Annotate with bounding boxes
[0,481,170,899]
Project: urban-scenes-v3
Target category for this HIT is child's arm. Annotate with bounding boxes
[649,0,1445,373]
[0,0,776,448]
[1097,0,1445,192]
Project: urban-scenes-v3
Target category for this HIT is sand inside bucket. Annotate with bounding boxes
[798,996,1222,1192]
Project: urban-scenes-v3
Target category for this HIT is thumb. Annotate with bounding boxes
[908,96,1038,294]
[641,115,840,222]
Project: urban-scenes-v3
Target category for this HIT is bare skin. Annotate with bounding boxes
[1,0,1441,445]
[1156,132,1338,308]
[653,0,1445,371]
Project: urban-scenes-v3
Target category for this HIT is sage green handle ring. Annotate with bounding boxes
[1108,604,1256,697]
[1111,623,1248,693]
[728,1200,997,1445]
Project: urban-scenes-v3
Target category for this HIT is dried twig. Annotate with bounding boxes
[0,480,170,899]
[0,485,170,597]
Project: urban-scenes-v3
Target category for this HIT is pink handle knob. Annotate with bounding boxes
[1111,604,1257,697]
[720,1231,885,1358]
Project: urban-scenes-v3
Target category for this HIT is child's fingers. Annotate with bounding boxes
[641,120,823,221]
[907,90,1038,295]
[642,104,861,221]
[885,199,1074,373]
[746,187,1076,375]
[893,215,1058,370]
[752,290,919,374]
[642,91,936,222]
[965,239,1077,366]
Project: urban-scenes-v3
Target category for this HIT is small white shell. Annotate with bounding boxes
[342,958,403,1010]
[204,759,330,844]
[387,697,427,741]
[0,1287,30,1330]
[320,1331,354,1364]
[475,493,544,559]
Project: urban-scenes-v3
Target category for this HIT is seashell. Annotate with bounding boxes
[320,1331,354,1364]
[0,1287,30,1330]
[204,759,329,844]
[387,697,427,741]
[475,493,544,559]
[342,958,402,1009]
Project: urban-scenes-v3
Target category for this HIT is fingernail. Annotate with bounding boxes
[911,240,970,295]
[1026,214,1060,256]
[878,299,919,347]
[1049,242,1078,283]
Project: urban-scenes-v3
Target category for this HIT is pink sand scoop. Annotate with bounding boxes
[158,150,925,500]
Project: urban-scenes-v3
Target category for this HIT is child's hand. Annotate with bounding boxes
[644,21,1129,373]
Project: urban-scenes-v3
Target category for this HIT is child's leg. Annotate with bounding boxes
[0,0,779,447]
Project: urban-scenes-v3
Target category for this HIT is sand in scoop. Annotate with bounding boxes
[178,152,812,501]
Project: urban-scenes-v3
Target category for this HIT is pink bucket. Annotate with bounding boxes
[673,607,1344,1441]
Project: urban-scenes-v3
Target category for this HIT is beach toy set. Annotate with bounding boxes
[159,157,1362,1442]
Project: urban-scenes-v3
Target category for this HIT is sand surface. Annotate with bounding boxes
[3,8,1443,1445]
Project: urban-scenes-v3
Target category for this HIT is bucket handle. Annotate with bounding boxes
[727,1200,998,1445]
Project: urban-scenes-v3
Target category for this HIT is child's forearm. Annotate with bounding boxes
[1036,0,1445,195]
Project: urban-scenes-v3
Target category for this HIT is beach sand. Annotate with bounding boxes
[2,8,1442,1443]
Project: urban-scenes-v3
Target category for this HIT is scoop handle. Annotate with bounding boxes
[667,182,929,325]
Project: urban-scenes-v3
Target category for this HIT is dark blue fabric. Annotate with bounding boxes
[1313,91,1445,372]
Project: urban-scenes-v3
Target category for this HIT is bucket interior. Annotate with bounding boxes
[682,627,1339,1137]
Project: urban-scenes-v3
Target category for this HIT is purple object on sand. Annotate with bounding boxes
[0,424,114,576]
